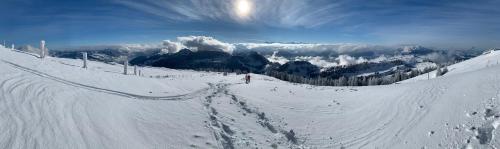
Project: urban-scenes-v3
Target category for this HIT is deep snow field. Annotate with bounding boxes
[1,46,500,149]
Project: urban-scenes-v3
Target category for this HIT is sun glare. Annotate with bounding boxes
[235,0,252,18]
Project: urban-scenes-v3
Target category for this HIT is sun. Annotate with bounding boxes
[235,0,252,18]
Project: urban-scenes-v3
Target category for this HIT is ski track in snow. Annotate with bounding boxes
[0,72,77,148]
[1,60,212,101]
[0,62,218,148]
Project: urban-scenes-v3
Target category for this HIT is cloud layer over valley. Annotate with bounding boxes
[54,36,477,69]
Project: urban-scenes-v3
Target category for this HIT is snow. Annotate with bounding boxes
[267,51,289,64]
[1,47,500,148]
[405,50,500,82]
[415,62,437,71]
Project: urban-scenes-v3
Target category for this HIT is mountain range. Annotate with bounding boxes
[45,44,485,84]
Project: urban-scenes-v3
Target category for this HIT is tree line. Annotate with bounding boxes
[184,63,450,87]
[265,66,448,86]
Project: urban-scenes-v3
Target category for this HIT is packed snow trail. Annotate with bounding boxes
[1,47,500,148]
[199,83,306,148]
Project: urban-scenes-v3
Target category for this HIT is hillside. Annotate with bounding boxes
[404,49,500,83]
[0,46,499,148]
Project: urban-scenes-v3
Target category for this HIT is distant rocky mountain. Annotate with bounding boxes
[130,49,270,73]
[277,61,320,78]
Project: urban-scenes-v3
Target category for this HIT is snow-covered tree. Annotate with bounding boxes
[338,76,347,86]
[348,76,357,86]
[409,69,419,78]
[360,77,367,86]
[435,65,442,77]
[393,72,402,82]
[368,77,376,86]
[134,66,138,75]
[441,67,448,75]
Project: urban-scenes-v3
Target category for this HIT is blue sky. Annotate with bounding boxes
[1,0,499,49]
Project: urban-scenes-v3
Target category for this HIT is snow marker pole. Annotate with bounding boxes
[124,57,128,75]
[83,52,88,69]
[134,66,137,75]
[40,40,46,59]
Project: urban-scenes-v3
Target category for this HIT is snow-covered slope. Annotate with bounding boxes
[1,47,500,148]
[405,50,500,82]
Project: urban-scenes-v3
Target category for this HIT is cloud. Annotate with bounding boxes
[121,36,459,68]
[5,0,500,49]
[177,36,235,54]
[267,51,289,64]
[335,55,367,66]
[294,56,337,68]
[266,50,370,68]
[239,43,325,51]
[420,52,450,64]
[241,42,417,68]
[114,0,345,28]
[162,40,185,53]
[100,36,236,54]
[122,44,164,51]
[369,55,388,63]
[237,42,395,56]
[116,36,457,67]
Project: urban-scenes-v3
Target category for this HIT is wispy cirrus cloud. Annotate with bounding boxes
[114,0,345,28]
[3,0,500,48]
